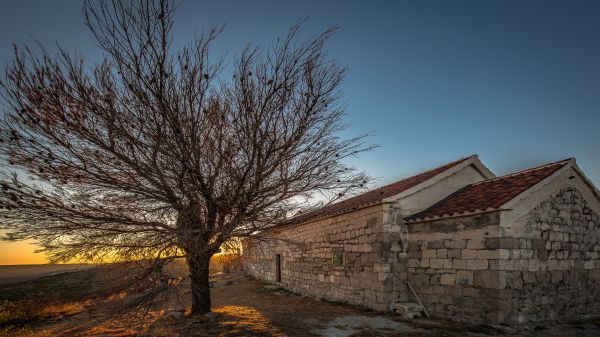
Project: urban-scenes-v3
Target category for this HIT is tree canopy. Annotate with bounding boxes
[0,0,372,313]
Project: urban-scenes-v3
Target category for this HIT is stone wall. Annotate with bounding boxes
[406,212,506,322]
[498,187,600,322]
[243,204,402,311]
[405,187,600,323]
[243,185,600,323]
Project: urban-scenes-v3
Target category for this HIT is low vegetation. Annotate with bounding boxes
[0,299,36,336]
[0,254,244,336]
[0,264,146,336]
[1,263,599,336]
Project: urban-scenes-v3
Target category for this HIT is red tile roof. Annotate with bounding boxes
[288,156,474,224]
[406,159,571,222]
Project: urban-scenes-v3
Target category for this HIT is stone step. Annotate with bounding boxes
[391,302,424,319]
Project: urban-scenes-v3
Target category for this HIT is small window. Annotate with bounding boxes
[275,254,282,283]
[332,248,343,267]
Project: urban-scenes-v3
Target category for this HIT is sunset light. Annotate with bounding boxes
[1,1,599,336]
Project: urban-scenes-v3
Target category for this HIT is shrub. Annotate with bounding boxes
[0,300,38,336]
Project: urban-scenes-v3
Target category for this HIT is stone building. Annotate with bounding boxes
[242,155,600,323]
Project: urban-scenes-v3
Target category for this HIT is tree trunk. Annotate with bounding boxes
[176,205,218,314]
[188,251,212,314]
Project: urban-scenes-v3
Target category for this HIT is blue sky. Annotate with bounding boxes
[1,0,599,187]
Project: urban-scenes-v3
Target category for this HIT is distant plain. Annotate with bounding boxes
[0,264,93,285]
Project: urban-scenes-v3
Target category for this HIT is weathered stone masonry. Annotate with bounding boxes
[406,212,506,322]
[504,187,600,322]
[404,191,600,323]
[245,205,399,311]
[243,156,600,323]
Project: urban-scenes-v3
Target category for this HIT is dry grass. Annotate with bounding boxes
[2,269,366,337]
[0,256,240,335]
[2,267,600,337]
[0,264,148,337]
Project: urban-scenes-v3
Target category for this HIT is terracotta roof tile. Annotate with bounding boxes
[288,156,474,224]
[406,159,571,222]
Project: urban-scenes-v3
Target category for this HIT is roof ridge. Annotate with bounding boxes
[367,154,477,192]
[285,155,476,225]
[405,157,572,222]
[471,158,571,185]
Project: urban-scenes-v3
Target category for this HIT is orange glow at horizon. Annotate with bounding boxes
[0,230,240,265]
[0,238,48,265]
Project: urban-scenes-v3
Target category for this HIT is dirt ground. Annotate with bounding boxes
[13,272,599,337]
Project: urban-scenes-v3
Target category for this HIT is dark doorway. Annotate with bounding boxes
[275,254,282,283]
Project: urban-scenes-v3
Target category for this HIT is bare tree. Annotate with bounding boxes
[0,0,372,314]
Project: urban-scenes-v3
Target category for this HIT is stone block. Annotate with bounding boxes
[453,259,467,269]
[412,274,429,286]
[466,259,488,270]
[422,249,437,259]
[474,270,506,289]
[408,250,421,259]
[462,249,477,259]
[477,249,510,260]
[492,259,517,271]
[537,271,551,283]
[528,260,540,271]
[453,239,468,249]
[484,237,521,249]
[445,286,462,297]
[467,238,485,249]
[430,259,444,269]
[377,272,391,281]
[505,271,523,289]
[440,274,456,285]
[407,259,420,268]
[436,249,448,258]
[374,263,390,273]
[392,302,424,318]
[522,272,536,284]
[433,285,446,294]
[407,241,420,251]
[476,250,495,260]
[456,270,474,285]
[447,249,461,259]
[521,249,533,259]
[428,240,444,249]
[532,239,546,251]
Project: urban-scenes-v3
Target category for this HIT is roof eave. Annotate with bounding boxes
[405,208,509,224]
[280,199,386,228]
[500,158,575,210]
[381,155,494,203]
